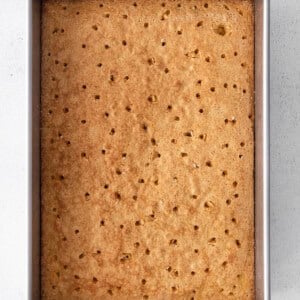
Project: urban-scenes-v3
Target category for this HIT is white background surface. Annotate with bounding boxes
[0,0,299,299]
[270,0,300,299]
[0,1,29,299]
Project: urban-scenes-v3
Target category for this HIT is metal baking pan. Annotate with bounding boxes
[29,0,270,299]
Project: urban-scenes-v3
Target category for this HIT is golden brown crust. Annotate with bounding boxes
[41,0,254,299]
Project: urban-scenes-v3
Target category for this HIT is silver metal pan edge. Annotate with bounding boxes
[254,0,270,299]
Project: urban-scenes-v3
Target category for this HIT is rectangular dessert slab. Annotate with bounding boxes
[29,0,269,299]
